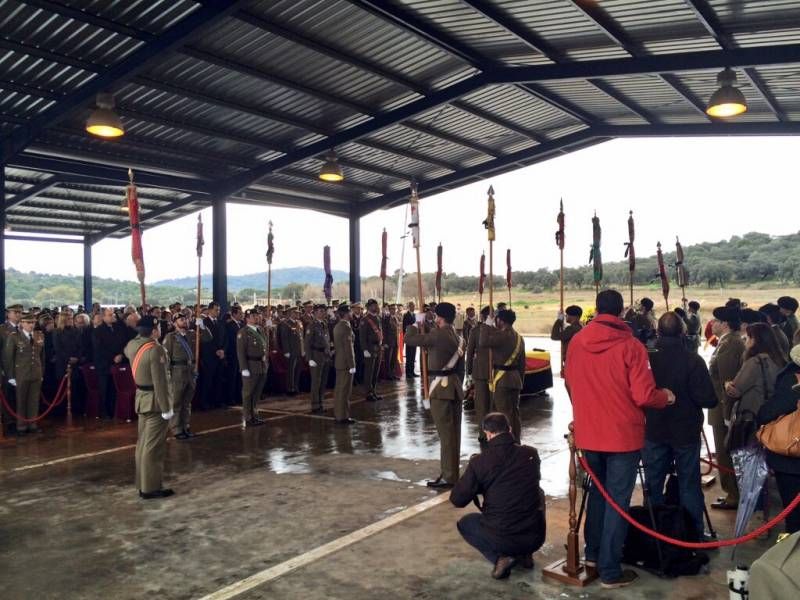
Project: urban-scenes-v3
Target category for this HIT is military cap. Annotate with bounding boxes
[366,298,378,307]
[313,303,327,311]
[791,344,800,367]
[640,297,654,311]
[725,298,743,309]
[778,296,799,312]
[6,303,22,312]
[565,305,582,318]
[350,302,362,309]
[302,300,313,307]
[20,312,36,323]
[712,306,741,324]
[741,308,766,325]
[337,303,351,314]
[172,311,187,322]
[758,303,784,323]
[674,307,687,319]
[496,309,517,325]
[137,315,158,332]
[435,302,456,323]
[688,300,700,311]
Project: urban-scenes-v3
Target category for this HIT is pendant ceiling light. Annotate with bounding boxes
[706,68,747,118]
[86,93,125,138]
[318,149,344,182]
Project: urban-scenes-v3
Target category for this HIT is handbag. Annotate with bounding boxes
[756,399,800,457]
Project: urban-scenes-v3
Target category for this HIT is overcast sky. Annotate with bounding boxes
[6,136,800,283]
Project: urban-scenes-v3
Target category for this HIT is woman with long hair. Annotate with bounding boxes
[724,322,786,451]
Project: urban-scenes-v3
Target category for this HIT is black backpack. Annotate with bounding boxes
[622,504,709,577]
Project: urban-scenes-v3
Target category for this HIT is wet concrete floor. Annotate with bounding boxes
[0,338,777,599]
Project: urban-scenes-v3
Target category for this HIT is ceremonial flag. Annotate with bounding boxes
[380,228,388,281]
[624,210,635,272]
[555,199,564,250]
[196,214,204,258]
[479,252,486,295]
[657,241,670,307]
[506,249,512,290]
[589,212,602,286]
[675,237,688,287]
[435,243,443,301]
[266,220,274,265]
[483,185,496,241]
[323,245,333,302]
[409,181,420,248]
[126,169,145,304]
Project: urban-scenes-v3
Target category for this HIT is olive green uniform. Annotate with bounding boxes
[550,318,582,370]
[465,322,491,440]
[404,324,463,484]
[479,326,526,442]
[236,326,269,422]
[333,319,355,420]
[0,321,19,428]
[125,335,172,494]
[359,312,383,397]
[278,317,303,393]
[163,329,205,434]
[304,319,331,411]
[3,329,44,432]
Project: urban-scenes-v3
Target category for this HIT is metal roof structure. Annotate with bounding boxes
[3,0,800,242]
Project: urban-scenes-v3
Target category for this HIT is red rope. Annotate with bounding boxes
[0,376,68,423]
[578,454,800,549]
[40,375,68,408]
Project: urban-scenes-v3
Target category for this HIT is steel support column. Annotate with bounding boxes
[212,198,228,311]
[0,167,5,311]
[83,241,92,311]
[349,215,361,303]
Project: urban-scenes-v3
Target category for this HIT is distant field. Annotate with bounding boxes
[445,284,800,335]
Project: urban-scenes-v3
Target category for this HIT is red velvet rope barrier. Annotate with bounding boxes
[40,374,68,408]
[578,454,800,549]
[0,374,68,423]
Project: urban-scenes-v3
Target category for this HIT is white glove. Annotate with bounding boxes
[265,318,273,328]
[241,369,251,377]
[7,378,16,387]
[349,367,356,374]
[284,353,290,358]
[161,409,174,421]
[557,311,565,321]
[485,317,496,328]
[415,313,425,325]
[309,360,317,367]
[197,320,205,330]
[364,350,371,358]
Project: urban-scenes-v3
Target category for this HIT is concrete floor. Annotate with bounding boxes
[0,337,779,599]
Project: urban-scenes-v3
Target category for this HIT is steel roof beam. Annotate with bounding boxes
[596,122,800,137]
[2,0,247,161]
[6,178,60,209]
[4,233,84,244]
[23,0,152,41]
[684,0,787,122]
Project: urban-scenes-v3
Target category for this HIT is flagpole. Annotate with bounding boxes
[266,221,274,310]
[195,214,203,376]
[556,199,564,314]
[484,186,496,395]
[409,182,428,399]
[506,248,512,305]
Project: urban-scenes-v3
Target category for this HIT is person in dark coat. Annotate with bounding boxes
[757,345,800,534]
[92,307,127,419]
[224,305,244,406]
[450,412,546,580]
[403,302,417,378]
[199,301,227,409]
[643,312,718,539]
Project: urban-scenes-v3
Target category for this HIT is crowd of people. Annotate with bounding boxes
[2,289,799,588]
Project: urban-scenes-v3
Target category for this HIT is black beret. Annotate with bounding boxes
[137,315,158,331]
[712,306,740,324]
[496,309,517,325]
[778,296,799,312]
[741,308,766,324]
[565,305,582,317]
[366,298,378,307]
[640,297,654,311]
[688,301,700,311]
[337,304,350,314]
[435,302,456,323]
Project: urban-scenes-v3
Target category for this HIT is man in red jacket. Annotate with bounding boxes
[565,289,674,589]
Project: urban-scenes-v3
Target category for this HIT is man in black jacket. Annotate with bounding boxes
[199,302,227,408]
[643,312,717,539]
[92,307,127,419]
[402,302,417,378]
[450,412,546,580]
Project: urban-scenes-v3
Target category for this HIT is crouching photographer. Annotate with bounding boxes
[450,412,546,580]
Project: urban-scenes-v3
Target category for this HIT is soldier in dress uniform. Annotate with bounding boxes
[237,309,268,427]
[351,302,364,385]
[360,299,383,401]
[300,300,314,331]
[278,306,304,396]
[466,306,492,445]
[163,312,207,439]
[550,305,583,374]
[382,303,400,381]
[304,304,332,413]
[1,303,23,432]
[404,302,464,489]
[3,312,44,434]
[778,296,799,342]
[462,307,477,349]
[479,309,526,442]
[333,304,356,424]
[685,301,702,353]
[124,316,174,499]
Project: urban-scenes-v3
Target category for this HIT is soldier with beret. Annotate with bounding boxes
[124,316,174,499]
[628,297,657,347]
[333,304,356,424]
[305,304,332,414]
[550,304,583,374]
[685,301,702,353]
[466,305,493,445]
[479,309,526,442]
[237,309,268,427]
[2,312,44,434]
[360,299,383,402]
[163,312,208,439]
[404,302,464,488]
[777,296,799,343]
[278,306,304,396]
[1,303,23,432]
